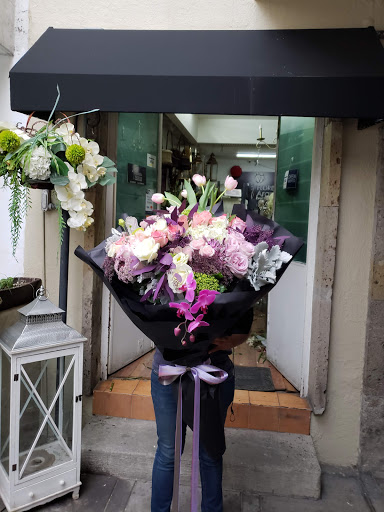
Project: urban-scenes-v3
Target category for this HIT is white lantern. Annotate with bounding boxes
[0,287,85,511]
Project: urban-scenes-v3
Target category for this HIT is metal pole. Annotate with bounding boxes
[157,113,163,192]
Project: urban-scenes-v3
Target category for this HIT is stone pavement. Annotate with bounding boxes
[2,471,379,512]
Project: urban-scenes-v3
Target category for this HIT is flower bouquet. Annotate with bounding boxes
[0,101,117,254]
[75,174,303,367]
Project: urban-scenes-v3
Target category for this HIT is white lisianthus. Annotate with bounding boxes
[132,237,160,263]
[22,145,52,180]
[172,252,189,267]
[167,263,192,293]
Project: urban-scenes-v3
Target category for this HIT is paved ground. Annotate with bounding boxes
[1,471,380,512]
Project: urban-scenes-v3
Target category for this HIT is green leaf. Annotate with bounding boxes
[51,142,66,154]
[85,177,98,188]
[104,166,117,174]
[102,156,116,168]
[164,191,181,207]
[51,155,69,176]
[210,186,217,210]
[183,179,197,207]
[98,174,116,186]
[50,173,69,186]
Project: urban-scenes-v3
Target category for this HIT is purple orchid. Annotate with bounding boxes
[187,314,210,333]
[184,272,197,303]
[190,289,220,315]
[169,301,194,320]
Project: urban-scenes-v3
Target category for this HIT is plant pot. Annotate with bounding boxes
[0,278,42,311]
[26,179,54,190]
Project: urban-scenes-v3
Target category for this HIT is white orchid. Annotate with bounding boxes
[54,185,84,212]
[67,210,94,231]
[66,164,88,194]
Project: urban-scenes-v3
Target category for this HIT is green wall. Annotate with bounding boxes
[115,113,159,224]
[274,117,315,263]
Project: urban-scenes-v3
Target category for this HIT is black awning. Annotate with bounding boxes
[10,27,384,118]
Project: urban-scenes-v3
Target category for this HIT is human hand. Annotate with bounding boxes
[209,334,249,354]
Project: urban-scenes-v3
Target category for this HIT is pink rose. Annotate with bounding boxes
[239,241,255,258]
[229,229,245,242]
[167,223,183,241]
[182,246,193,261]
[152,230,168,248]
[133,230,148,242]
[225,235,240,254]
[140,220,148,229]
[178,214,189,230]
[191,210,212,228]
[190,239,205,251]
[230,216,247,233]
[199,244,215,258]
[226,252,249,278]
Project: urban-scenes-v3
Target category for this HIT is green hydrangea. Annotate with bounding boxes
[0,130,20,153]
[194,273,220,294]
[65,144,86,166]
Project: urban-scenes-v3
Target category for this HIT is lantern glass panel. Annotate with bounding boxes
[18,355,75,480]
[0,350,11,475]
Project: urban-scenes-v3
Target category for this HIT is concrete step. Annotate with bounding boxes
[81,416,321,499]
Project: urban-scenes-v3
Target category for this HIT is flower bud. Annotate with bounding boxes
[181,189,188,198]
[224,176,238,191]
[190,334,195,343]
[182,340,187,346]
[152,193,165,204]
[192,174,206,187]
[174,327,181,336]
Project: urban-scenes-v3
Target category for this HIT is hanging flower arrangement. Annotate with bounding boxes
[0,96,117,255]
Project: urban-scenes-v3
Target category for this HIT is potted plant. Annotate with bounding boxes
[0,277,42,311]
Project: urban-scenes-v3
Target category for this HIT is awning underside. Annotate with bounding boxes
[10,27,384,118]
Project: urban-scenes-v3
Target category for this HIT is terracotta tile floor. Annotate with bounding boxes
[93,343,311,434]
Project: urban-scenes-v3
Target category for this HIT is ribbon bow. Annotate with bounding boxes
[159,362,228,512]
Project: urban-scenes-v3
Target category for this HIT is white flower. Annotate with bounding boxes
[125,216,139,234]
[66,164,88,193]
[54,185,84,211]
[22,145,52,180]
[67,209,94,231]
[132,237,160,263]
[172,252,189,267]
[181,189,188,198]
[54,123,79,145]
[167,263,192,293]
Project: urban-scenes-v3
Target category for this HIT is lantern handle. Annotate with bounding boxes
[36,285,49,301]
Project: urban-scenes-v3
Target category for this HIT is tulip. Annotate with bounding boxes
[152,193,165,204]
[224,175,238,191]
[181,189,188,198]
[192,174,206,187]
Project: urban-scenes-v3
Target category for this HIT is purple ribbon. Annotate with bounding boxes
[158,362,228,512]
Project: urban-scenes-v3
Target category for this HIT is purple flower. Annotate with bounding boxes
[169,301,194,320]
[185,272,196,302]
[187,314,209,333]
[190,289,220,315]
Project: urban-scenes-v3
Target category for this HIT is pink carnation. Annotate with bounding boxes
[226,252,249,278]
[190,239,205,251]
[191,210,212,227]
[199,245,215,257]
[230,216,247,233]
[167,223,183,241]
[152,230,168,248]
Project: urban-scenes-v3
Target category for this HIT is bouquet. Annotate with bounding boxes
[0,93,117,255]
[75,174,303,367]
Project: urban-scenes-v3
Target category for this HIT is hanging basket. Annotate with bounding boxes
[0,278,42,311]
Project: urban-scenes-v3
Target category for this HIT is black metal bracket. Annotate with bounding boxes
[357,118,384,131]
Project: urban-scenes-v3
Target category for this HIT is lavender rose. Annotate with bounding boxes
[226,252,249,278]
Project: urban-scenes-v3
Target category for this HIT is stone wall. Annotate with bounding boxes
[359,126,384,478]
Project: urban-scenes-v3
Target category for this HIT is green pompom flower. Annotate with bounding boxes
[65,144,86,166]
[0,130,20,153]
[194,273,220,294]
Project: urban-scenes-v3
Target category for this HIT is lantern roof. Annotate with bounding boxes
[0,287,85,354]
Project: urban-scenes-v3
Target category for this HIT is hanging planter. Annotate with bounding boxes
[0,87,118,256]
[0,277,42,311]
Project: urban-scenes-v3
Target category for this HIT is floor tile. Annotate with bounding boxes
[279,409,310,435]
[93,390,132,418]
[105,478,135,512]
[249,404,279,431]
[268,365,286,391]
[234,389,250,404]
[131,394,155,420]
[124,481,151,512]
[249,391,279,406]
[133,380,152,396]
[112,379,139,394]
[225,402,249,429]
[283,378,298,393]
[278,393,311,410]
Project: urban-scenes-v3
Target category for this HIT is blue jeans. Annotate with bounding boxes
[151,370,235,512]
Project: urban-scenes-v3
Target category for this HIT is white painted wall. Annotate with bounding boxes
[0,0,15,55]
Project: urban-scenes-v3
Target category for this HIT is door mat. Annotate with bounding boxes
[234,366,275,392]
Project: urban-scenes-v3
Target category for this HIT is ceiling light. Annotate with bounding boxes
[236,152,276,159]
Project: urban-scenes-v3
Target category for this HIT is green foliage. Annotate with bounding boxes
[164,191,181,207]
[65,144,85,166]
[0,277,15,290]
[0,130,20,153]
[57,203,67,247]
[194,273,220,294]
[183,179,197,207]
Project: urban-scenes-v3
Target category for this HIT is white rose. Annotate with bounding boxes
[153,218,168,232]
[173,252,189,266]
[167,264,192,293]
[132,237,160,263]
